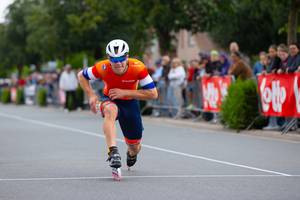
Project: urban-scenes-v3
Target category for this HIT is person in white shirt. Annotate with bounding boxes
[59,64,78,111]
[167,58,186,118]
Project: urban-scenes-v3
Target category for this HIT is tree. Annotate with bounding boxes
[287,0,300,44]
[2,0,41,76]
[0,24,9,77]
[209,0,289,55]
[0,0,151,73]
[139,0,218,54]
[25,3,59,61]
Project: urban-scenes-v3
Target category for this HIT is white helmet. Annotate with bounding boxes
[106,39,129,57]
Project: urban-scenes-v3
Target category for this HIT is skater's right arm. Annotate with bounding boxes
[77,70,99,113]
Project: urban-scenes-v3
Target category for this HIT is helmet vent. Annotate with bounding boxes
[114,46,119,54]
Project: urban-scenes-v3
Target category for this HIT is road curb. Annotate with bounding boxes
[143,116,300,142]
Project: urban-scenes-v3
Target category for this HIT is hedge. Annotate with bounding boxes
[15,88,24,105]
[220,79,261,130]
[1,88,10,104]
[37,88,47,106]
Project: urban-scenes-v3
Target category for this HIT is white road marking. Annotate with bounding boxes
[0,174,299,182]
[0,112,292,177]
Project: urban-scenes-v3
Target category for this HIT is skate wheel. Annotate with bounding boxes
[112,168,122,181]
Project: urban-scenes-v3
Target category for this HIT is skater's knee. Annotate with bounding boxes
[103,103,118,120]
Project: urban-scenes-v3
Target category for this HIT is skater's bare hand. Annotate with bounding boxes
[108,88,127,100]
[89,94,98,114]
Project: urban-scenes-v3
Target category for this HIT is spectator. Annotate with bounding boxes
[275,44,297,131]
[181,60,189,107]
[205,50,222,76]
[44,73,55,104]
[219,54,230,76]
[277,44,290,74]
[196,53,209,78]
[262,45,282,130]
[194,55,208,110]
[253,51,268,76]
[157,55,171,116]
[161,55,171,85]
[151,59,163,117]
[204,50,224,123]
[143,52,155,75]
[24,74,38,105]
[167,58,186,118]
[228,52,252,80]
[266,45,281,73]
[287,43,300,73]
[229,41,250,64]
[229,42,240,53]
[186,59,199,108]
[59,64,78,112]
[152,59,163,85]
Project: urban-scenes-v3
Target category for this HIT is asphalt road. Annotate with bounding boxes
[0,104,299,200]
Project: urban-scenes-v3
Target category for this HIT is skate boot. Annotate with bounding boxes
[126,151,137,170]
[107,146,122,181]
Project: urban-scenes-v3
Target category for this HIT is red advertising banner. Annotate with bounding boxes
[201,76,232,112]
[257,73,300,117]
[294,74,300,118]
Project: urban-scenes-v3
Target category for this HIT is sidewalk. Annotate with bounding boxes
[144,116,300,143]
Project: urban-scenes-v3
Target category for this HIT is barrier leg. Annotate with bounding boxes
[281,118,297,135]
[246,116,261,130]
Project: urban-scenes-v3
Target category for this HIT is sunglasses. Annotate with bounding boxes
[109,55,127,63]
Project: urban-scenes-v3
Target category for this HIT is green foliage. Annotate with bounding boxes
[220,79,259,130]
[4,0,40,68]
[210,0,289,55]
[140,0,218,53]
[25,3,59,61]
[1,88,11,104]
[66,52,95,69]
[37,87,47,106]
[21,65,31,78]
[15,88,24,105]
[56,59,64,70]
[0,0,295,72]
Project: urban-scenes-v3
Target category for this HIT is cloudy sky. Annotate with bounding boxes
[0,0,14,23]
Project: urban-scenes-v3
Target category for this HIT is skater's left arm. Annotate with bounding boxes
[108,88,158,100]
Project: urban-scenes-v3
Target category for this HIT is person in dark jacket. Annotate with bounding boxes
[287,43,300,73]
[205,50,222,76]
[219,54,230,76]
[267,44,281,73]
